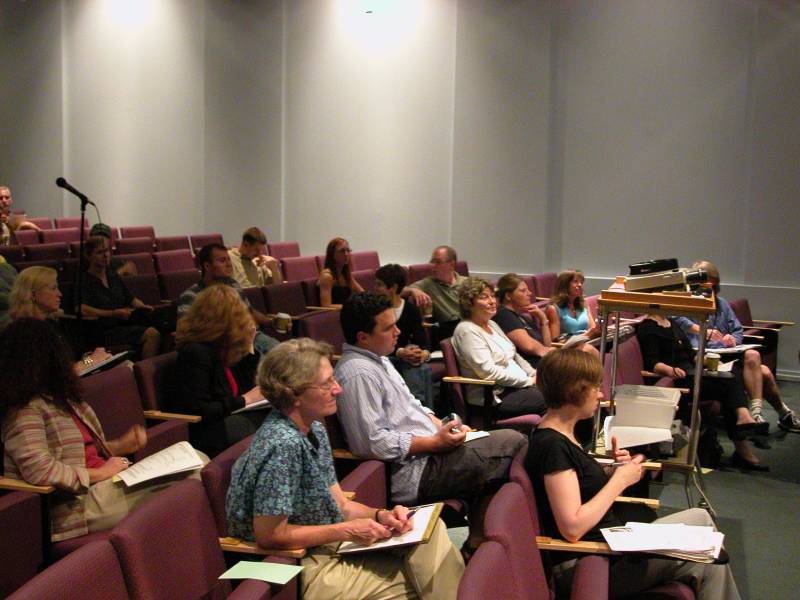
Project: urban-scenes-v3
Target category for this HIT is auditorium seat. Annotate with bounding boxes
[457,541,518,600]
[118,252,155,275]
[300,277,320,306]
[54,217,82,229]
[455,260,469,277]
[153,249,195,273]
[26,217,53,230]
[532,271,557,300]
[262,281,320,320]
[12,229,40,246]
[121,274,164,307]
[115,237,154,255]
[0,491,43,598]
[190,233,225,253]
[154,235,190,252]
[134,352,179,414]
[7,540,128,600]
[267,241,301,260]
[314,254,325,271]
[729,297,792,373]
[158,269,201,302]
[406,263,434,284]
[41,228,83,244]
[120,225,155,240]
[281,256,319,282]
[439,337,542,432]
[81,367,189,462]
[109,478,273,600]
[24,242,69,261]
[0,245,24,263]
[297,310,345,354]
[352,269,376,292]
[350,250,380,271]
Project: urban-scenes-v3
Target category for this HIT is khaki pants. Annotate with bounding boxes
[301,519,464,600]
[85,451,209,533]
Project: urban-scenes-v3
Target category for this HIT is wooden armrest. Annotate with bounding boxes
[219,537,307,558]
[743,325,781,332]
[591,455,662,472]
[442,376,497,386]
[342,491,356,500]
[332,448,359,460]
[616,496,660,509]
[743,334,764,341]
[305,305,340,312]
[422,322,435,328]
[752,319,794,326]
[551,341,565,348]
[599,400,611,408]
[536,536,617,555]
[142,409,201,423]
[60,313,99,321]
[640,370,659,378]
[0,476,55,494]
[535,296,550,302]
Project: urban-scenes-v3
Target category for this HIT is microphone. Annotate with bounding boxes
[55,177,95,206]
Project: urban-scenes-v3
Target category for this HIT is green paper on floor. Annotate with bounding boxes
[219,560,303,585]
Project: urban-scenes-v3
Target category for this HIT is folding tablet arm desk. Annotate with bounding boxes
[593,286,716,513]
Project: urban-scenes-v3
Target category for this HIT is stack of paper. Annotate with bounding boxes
[116,441,205,487]
[604,385,681,448]
[601,522,724,563]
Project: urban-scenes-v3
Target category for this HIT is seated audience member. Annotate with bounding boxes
[9,266,111,373]
[526,348,741,600]
[493,273,553,367]
[317,237,364,307]
[0,319,207,541]
[674,260,799,433]
[89,223,137,277]
[0,185,41,245]
[228,227,283,288]
[638,314,768,471]
[0,257,17,328]
[546,269,600,339]
[402,245,466,342]
[78,236,162,358]
[334,292,526,553]
[173,285,266,457]
[452,277,547,419]
[178,243,280,355]
[226,338,464,600]
[375,263,434,409]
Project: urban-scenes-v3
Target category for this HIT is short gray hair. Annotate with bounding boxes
[257,338,334,411]
[457,276,493,318]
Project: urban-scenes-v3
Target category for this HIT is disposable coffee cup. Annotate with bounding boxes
[275,312,291,334]
[704,352,721,372]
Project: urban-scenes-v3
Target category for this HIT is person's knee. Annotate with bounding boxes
[491,428,527,453]
[142,327,160,343]
[682,507,714,527]
[744,349,761,368]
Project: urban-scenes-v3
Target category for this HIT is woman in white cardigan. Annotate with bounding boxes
[452,277,547,420]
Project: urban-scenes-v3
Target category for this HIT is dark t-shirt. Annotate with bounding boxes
[395,300,429,352]
[493,306,544,367]
[77,268,134,327]
[636,318,695,374]
[525,428,621,544]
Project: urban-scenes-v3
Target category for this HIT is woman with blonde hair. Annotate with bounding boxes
[318,237,364,307]
[8,266,111,373]
[171,284,266,456]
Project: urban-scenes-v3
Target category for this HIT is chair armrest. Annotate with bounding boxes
[752,319,794,326]
[571,555,609,600]
[143,409,201,423]
[616,496,660,509]
[0,476,55,494]
[59,313,98,321]
[305,305,340,312]
[536,536,618,555]
[535,296,550,302]
[340,460,387,508]
[743,334,764,342]
[342,491,355,500]
[442,376,496,386]
[743,325,782,332]
[332,448,360,460]
[219,537,307,558]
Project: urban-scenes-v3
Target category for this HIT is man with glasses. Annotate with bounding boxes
[402,245,466,342]
[334,292,525,553]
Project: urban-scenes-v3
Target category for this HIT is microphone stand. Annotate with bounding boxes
[77,196,88,325]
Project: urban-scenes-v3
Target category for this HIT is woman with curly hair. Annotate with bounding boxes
[452,277,547,420]
[171,284,266,456]
[0,319,199,541]
[317,237,364,308]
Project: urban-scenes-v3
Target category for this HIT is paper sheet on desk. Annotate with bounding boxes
[219,561,303,585]
[602,522,723,561]
[115,441,204,487]
[232,399,271,414]
[699,344,760,355]
[338,503,441,554]
[465,430,490,443]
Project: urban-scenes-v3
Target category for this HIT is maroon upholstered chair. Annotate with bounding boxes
[314,254,325,271]
[115,237,153,255]
[153,249,195,273]
[439,337,543,432]
[154,235,190,252]
[24,242,69,261]
[116,252,154,274]
[120,225,155,240]
[352,269,376,292]
[262,281,318,318]
[455,260,469,277]
[350,250,380,271]
[134,351,178,413]
[406,263,434,285]
[41,228,82,244]
[190,233,225,253]
[267,241,301,260]
[0,245,24,263]
[109,478,272,600]
[120,274,164,306]
[11,229,40,245]
[457,540,520,600]
[729,297,789,373]
[0,491,43,598]
[281,256,319,281]
[300,277,320,305]
[297,310,345,354]
[533,272,557,300]
[7,540,128,600]
[26,216,53,230]
[55,217,82,229]
[158,269,200,302]
[81,367,188,461]
[585,294,599,320]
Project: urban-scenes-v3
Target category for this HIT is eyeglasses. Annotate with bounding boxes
[306,376,340,394]
[336,247,352,254]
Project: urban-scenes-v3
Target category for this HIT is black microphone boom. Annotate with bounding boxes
[55,177,95,206]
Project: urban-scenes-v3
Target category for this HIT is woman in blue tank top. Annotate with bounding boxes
[545,270,599,339]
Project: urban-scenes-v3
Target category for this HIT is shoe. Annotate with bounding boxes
[731,451,770,472]
[752,411,768,425]
[778,411,800,433]
[735,421,769,438]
